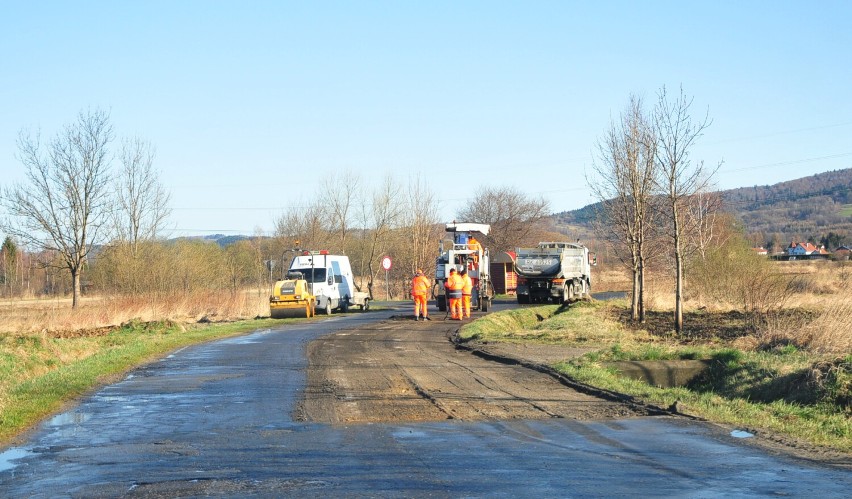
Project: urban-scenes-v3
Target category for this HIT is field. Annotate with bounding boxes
[0,290,269,336]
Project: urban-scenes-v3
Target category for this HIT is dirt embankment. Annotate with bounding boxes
[296,316,656,424]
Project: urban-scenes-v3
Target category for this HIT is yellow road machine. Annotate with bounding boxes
[269,271,316,319]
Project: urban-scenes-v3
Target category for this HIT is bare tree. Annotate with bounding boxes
[274,200,328,253]
[684,190,724,261]
[653,86,718,334]
[112,137,171,255]
[223,240,264,295]
[1,109,114,308]
[404,174,441,275]
[590,95,657,322]
[353,175,404,297]
[322,170,360,254]
[456,186,550,254]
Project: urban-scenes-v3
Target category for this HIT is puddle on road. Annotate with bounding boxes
[0,447,34,472]
[49,411,91,427]
[46,411,93,439]
[731,430,754,439]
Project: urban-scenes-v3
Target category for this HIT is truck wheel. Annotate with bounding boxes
[437,296,447,312]
[568,282,575,301]
[324,300,333,315]
[362,299,370,312]
[482,297,490,312]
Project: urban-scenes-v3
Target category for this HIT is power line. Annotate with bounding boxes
[707,121,852,145]
[719,152,852,174]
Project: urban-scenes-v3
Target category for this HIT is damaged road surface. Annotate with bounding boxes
[297,317,648,423]
[1,307,850,497]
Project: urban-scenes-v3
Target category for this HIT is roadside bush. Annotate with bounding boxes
[689,236,793,330]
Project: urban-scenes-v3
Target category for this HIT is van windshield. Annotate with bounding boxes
[291,268,326,283]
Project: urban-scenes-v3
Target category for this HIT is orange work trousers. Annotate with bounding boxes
[463,294,471,318]
[413,294,428,318]
[449,297,463,320]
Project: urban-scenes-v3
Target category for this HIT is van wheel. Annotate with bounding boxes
[325,300,332,315]
[341,297,349,313]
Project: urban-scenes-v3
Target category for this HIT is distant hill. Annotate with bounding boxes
[720,168,852,242]
[553,168,852,247]
[170,234,260,247]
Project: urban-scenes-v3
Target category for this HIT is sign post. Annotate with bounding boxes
[381,256,392,300]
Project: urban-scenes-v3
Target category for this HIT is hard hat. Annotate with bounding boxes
[416,269,423,276]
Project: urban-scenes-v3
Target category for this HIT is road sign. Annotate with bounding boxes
[381,256,392,271]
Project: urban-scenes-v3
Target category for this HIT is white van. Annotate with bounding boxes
[288,251,370,314]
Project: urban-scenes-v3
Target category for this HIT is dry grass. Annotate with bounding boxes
[753,261,852,354]
[598,259,851,355]
[0,289,269,336]
[592,267,631,293]
[757,295,852,354]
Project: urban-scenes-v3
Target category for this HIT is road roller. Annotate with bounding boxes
[269,271,316,319]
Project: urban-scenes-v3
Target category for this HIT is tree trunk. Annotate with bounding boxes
[673,203,684,334]
[638,250,646,323]
[72,267,81,309]
[631,259,640,322]
[675,250,683,334]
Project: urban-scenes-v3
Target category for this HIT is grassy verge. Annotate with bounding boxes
[0,317,303,446]
[460,300,852,453]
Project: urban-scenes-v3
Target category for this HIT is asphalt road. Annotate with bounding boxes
[1,302,850,497]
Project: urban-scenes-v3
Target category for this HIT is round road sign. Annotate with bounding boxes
[381,256,392,271]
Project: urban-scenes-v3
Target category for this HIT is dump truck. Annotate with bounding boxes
[433,222,493,312]
[270,271,316,318]
[515,242,595,304]
[287,251,370,315]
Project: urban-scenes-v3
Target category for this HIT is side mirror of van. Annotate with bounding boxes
[327,275,334,285]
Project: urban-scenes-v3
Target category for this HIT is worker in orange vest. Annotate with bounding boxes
[460,267,473,319]
[468,236,482,268]
[411,269,431,321]
[444,268,464,320]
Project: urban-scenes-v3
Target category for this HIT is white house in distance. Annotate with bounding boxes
[786,241,830,259]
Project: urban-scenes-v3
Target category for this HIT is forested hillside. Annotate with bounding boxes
[720,168,852,245]
[553,168,852,248]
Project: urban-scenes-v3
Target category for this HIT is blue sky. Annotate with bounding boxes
[2,1,851,237]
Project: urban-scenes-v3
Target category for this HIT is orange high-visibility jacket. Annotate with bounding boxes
[445,273,464,298]
[412,275,430,296]
[468,238,482,253]
[461,274,473,295]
